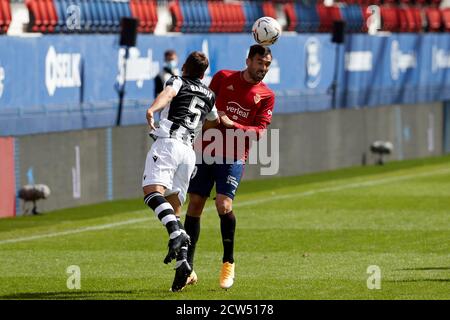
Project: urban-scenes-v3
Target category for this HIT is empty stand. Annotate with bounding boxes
[3,0,449,35]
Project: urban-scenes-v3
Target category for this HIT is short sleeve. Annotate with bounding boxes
[164,76,183,95]
[206,105,219,121]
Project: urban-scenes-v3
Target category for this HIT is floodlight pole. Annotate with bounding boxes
[331,43,341,110]
[116,47,130,126]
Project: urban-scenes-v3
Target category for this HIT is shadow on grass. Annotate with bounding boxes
[386,279,450,283]
[0,289,167,300]
[395,267,450,271]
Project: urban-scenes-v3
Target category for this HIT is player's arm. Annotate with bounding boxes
[220,94,275,139]
[203,105,220,130]
[146,77,181,129]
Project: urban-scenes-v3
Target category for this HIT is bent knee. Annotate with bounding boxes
[215,198,233,215]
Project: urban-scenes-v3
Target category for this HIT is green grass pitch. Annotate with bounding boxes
[0,155,449,300]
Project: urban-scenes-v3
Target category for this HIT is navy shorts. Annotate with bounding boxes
[188,159,245,200]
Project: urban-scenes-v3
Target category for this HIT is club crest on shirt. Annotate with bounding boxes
[227,85,234,91]
[254,94,261,104]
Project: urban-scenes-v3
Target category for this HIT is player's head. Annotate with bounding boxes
[246,45,272,83]
[182,51,209,79]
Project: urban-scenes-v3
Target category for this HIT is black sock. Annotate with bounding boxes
[176,217,188,262]
[144,192,180,239]
[219,211,236,264]
[185,215,201,269]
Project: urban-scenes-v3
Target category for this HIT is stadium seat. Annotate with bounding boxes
[262,1,277,19]
[25,0,43,32]
[242,0,264,33]
[284,2,297,32]
[295,2,320,33]
[425,7,442,32]
[380,5,399,32]
[0,0,12,34]
[129,0,143,32]
[410,6,422,33]
[339,3,364,33]
[317,3,342,33]
[398,7,417,32]
[169,1,183,32]
[441,8,450,32]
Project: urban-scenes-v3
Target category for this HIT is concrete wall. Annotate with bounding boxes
[12,102,445,214]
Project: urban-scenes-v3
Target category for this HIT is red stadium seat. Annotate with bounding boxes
[138,0,150,33]
[169,1,183,32]
[284,3,297,32]
[410,7,422,32]
[262,1,277,19]
[37,0,49,32]
[380,6,399,32]
[148,0,158,33]
[234,3,245,33]
[216,2,227,32]
[317,4,342,33]
[441,8,450,32]
[44,0,58,33]
[25,0,43,32]
[0,0,11,33]
[220,2,230,33]
[130,0,145,33]
[228,3,244,33]
[360,5,370,33]
[425,7,442,32]
[398,7,415,32]
[0,1,4,33]
[207,1,217,32]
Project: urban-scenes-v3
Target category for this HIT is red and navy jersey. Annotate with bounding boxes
[200,70,275,160]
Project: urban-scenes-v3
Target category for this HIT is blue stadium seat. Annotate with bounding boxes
[242,1,264,33]
[295,2,320,33]
[340,4,364,32]
[179,0,192,33]
[80,0,93,32]
[53,0,64,32]
[102,0,114,32]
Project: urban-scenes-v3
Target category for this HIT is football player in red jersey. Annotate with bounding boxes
[177,45,275,290]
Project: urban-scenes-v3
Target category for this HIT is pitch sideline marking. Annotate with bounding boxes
[1,167,449,245]
[0,218,149,245]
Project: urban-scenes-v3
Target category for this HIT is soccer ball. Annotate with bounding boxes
[252,17,282,46]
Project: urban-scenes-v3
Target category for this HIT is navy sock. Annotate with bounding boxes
[219,211,236,264]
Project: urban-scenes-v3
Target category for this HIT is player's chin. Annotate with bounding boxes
[255,73,266,81]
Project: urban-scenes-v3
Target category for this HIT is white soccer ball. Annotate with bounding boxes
[252,16,282,46]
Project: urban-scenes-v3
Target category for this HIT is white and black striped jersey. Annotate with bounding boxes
[152,75,218,145]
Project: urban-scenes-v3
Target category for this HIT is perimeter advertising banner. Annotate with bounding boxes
[1,33,450,136]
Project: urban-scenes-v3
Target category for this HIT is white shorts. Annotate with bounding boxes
[142,137,196,205]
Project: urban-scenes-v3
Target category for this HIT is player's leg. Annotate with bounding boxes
[142,139,189,264]
[165,191,192,292]
[214,160,245,289]
[184,161,215,277]
[169,145,199,292]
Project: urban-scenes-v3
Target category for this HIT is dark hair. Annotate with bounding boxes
[164,50,177,60]
[248,45,272,59]
[183,51,209,78]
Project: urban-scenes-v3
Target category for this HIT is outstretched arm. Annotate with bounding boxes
[146,86,177,130]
